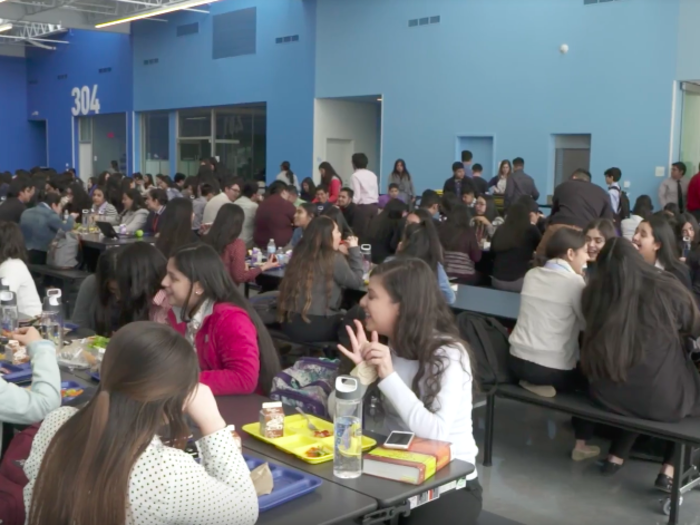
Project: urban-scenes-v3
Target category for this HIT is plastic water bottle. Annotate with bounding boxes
[0,291,18,334]
[267,239,277,259]
[360,245,372,281]
[63,210,69,223]
[276,247,286,266]
[40,289,63,348]
[683,236,692,259]
[0,278,10,292]
[333,375,363,479]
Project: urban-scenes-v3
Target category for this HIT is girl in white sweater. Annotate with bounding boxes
[339,258,481,525]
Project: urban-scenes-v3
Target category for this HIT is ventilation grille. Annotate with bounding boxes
[98,67,112,74]
[177,22,199,37]
[584,0,622,4]
[212,7,256,59]
[408,15,440,27]
[275,34,299,44]
[143,58,159,66]
[57,74,67,80]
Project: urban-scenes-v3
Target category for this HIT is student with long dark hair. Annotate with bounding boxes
[632,215,691,289]
[338,258,481,524]
[490,199,542,291]
[388,158,415,203]
[289,202,318,248]
[319,161,342,204]
[368,198,408,263]
[621,194,653,240]
[278,216,362,342]
[488,160,512,195]
[321,204,353,239]
[0,222,41,316]
[276,160,299,191]
[439,203,482,284]
[583,218,617,275]
[91,186,119,225]
[156,174,183,201]
[119,189,149,234]
[205,203,279,284]
[582,238,700,487]
[24,322,259,525]
[470,194,503,243]
[64,181,92,222]
[164,243,281,395]
[300,177,316,202]
[155,198,198,259]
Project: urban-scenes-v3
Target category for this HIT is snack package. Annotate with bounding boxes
[7,340,28,364]
[259,401,285,439]
[57,338,106,370]
[250,463,274,496]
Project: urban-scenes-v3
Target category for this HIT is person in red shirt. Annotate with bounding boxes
[686,163,700,222]
[253,181,296,248]
[163,243,281,395]
[318,161,342,204]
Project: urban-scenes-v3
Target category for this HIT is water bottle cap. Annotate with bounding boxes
[0,291,16,306]
[361,244,371,250]
[335,375,362,401]
[0,278,9,291]
[44,289,62,310]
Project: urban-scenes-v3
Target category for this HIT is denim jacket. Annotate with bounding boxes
[20,204,74,252]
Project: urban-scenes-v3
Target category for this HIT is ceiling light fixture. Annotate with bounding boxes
[0,23,13,33]
[95,0,218,28]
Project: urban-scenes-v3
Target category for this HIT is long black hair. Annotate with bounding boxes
[123,188,146,212]
[396,222,443,272]
[321,205,353,238]
[319,162,340,187]
[438,203,473,252]
[94,248,120,336]
[0,221,27,264]
[645,215,685,274]
[677,212,700,247]
[632,195,653,219]
[300,177,316,201]
[391,159,411,181]
[475,195,498,222]
[281,161,294,186]
[204,203,244,255]
[491,201,531,252]
[155,198,194,259]
[581,238,699,383]
[115,243,167,327]
[66,181,92,219]
[170,243,281,394]
[369,198,407,245]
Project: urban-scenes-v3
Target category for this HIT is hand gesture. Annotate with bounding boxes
[262,256,281,271]
[10,327,42,346]
[346,236,359,248]
[338,320,394,379]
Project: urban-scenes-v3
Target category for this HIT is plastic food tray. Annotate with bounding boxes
[244,455,322,512]
[60,381,86,404]
[242,414,376,464]
[1,361,31,383]
[89,371,100,382]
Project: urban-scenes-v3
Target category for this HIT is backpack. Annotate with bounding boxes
[270,357,340,418]
[249,291,279,326]
[0,423,40,525]
[456,312,512,394]
[610,186,630,225]
[47,230,80,269]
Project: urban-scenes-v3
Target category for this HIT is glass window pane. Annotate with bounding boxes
[253,113,266,179]
[216,142,253,179]
[215,109,253,141]
[179,109,212,138]
[178,140,211,176]
[144,113,169,161]
[79,117,92,143]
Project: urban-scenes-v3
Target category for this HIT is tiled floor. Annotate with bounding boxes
[474,399,700,525]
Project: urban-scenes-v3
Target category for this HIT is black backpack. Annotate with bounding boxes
[610,187,630,225]
[457,312,512,394]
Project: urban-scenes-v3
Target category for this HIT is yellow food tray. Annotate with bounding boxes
[242,414,376,464]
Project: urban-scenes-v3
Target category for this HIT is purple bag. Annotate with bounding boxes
[270,358,340,418]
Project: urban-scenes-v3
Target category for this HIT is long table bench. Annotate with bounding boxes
[483,384,700,525]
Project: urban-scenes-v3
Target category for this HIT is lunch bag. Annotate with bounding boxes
[47,230,80,269]
[270,358,340,418]
[457,312,513,394]
[0,423,40,525]
[249,291,279,326]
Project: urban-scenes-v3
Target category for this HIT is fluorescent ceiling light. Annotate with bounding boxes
[95,0,217,28]
[0,23,13,33]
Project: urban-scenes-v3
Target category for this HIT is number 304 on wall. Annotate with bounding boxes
[71,85,101,116]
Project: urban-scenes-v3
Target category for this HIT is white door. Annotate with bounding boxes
[326,138,354,185]
[79,143,93,183]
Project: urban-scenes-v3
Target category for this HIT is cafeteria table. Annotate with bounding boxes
[78,232,157,250]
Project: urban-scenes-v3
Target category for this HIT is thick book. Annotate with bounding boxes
[362,438,452,485]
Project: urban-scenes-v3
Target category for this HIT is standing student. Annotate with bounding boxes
[338,187,357,229]
[0,177,34,224]
[443,162,476,200]
[581,238,700,487]
[621,195,653,241]
[319,161,342,204]
[143,188,168,234]
[350,153,379,243]
[277,216,363,342]
[461,150,474,178]
[658,162,689,211]
[490,200,542,292]
[488,160,512,195]
[0,222,42,316]
[470,195,503,244]
[164,243,281,395]
[91,187,119,225]
[24,322,259,525]
[119,189,149,234]
[253,181,296,248]
[337,258,481,524]
[686,162,700,221]
[155,198,198,259]
[300,177,316,202]
[368,198,407,264]
[205,203,279,284]
[20,193,76,265]
[508,228,598,460]
[504,157,539,209]
[470,163,488,196]
[632,215,692,290]
[290,202,318,248]
[388,158,415,203]
[275,161,299,191]
[604,167,627,224]
[439,204,482,284]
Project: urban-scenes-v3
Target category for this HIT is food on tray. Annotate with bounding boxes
[61,388,84,398]
[259,401,284,439]
[313,429,332,438]
[249,462,274,496]
[7,340,28,364]
[231,429,242,448]
[87,336,110,350]
[304,446,330,458]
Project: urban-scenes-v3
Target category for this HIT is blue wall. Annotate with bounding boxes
[0,56,45,171]
[132,0,316,180]
[26,30,133,174]
[316,0,680,202]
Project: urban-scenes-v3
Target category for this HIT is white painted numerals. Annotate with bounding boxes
[71,85,101,116]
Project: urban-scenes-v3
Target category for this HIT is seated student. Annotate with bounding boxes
[24,322,259,525]
[19,193,76,265]
[583,218,617,276]
[235,181,259,249]
[276,160,300,191]
[253,181,296,248]
[290,202,318,248]
[338,187,357,230]
[0,222,42,316]
[470,194,503,244]
[277,216,363,342]
[156,174,183,201]
[581,238,700,487]
[418,189,442,224]
[0,176,34,224]
[368,198,408,264]
[314,183,333,213]
[164,243,281,395]
[286,184,304,207]
[321,204,353,241]
[632,214,692,289]
[0,326,60,451]
[205,203,279,285]
[664,202,681,221]
[490,201,542,292]
[508,228,597,459]
[300,177,316,202]
[174,172,187,192]
[119,189,149,234]
[677,211,699,256]
[64,181,93,221]
[144,188,168,234]
[621,194,653,241]
[202,177,243,226]
[91,186,119,225]
[72,244,170,334]
[155,198,199,259]
[439,204,482,284]
[460,185,476,208]
[394,222,455,304]
[337,259,481,524]
[198,180,220,230]
[470,163,489,196]
[443,161,476,201]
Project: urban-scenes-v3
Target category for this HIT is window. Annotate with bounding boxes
[142,112,170,175]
